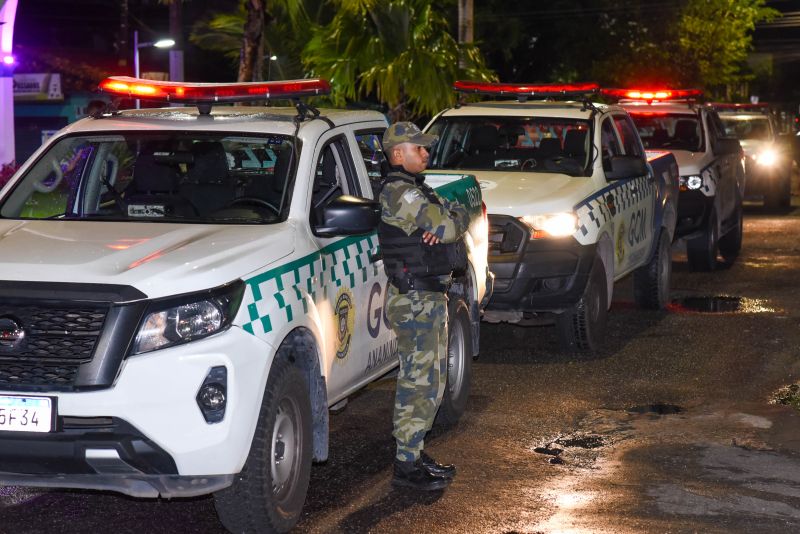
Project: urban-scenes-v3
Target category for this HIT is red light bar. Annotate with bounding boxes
[454,80,599,98]
[98,76,330,104]
[602,88,703,101]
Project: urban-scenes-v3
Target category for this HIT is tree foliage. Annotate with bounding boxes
[475,0,779,95]
[190,0,324,81]
[303,0,494,121]
[675,0,779,87]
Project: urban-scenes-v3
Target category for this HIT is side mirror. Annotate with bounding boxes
[715,137,742,156]
[606,155,648,180]
[313,195,380,237]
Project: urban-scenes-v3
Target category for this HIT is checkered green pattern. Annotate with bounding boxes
[241,233,380,337]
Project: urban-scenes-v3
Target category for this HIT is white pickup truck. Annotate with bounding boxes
[610,89,745,271]
[0,77,490,533]
[425,81,679,352]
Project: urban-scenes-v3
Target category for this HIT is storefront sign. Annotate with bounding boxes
[13,73,63,101]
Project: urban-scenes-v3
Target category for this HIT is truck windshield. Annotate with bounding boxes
[0,132,297,224]
[719,115,772,141]
[426,117,592,176]
[628,112,704,152]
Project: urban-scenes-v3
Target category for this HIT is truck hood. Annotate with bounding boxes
[468,170,597,216]
[0,220,295,299]
[669,150,709,175]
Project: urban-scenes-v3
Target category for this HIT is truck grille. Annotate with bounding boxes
[488,215,527,255]
[0,303,109,391]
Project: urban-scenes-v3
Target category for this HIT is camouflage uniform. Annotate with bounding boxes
[380,168,470,463]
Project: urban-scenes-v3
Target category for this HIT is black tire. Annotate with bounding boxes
[556,257,608,353]
[435,297,472,426]
[214,360,312,534]
[718,202,743,263]
[686,209,718,272]
[765,175,791,210]
[633,229,672,310]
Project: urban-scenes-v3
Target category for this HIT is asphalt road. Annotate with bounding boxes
[2,200,800,533]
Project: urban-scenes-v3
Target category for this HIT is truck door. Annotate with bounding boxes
[309,133,383,400]
[607,115,657,274]
[706,110,736,220]
[350,129,398,382]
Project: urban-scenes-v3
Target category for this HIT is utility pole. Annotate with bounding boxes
[0,0,18,167]
[118,0,129,68]
[457,0,473,69]
[169,0,184,81]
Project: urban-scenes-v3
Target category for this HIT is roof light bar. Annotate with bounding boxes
[454,80,599,98]
[711,102,769,111]
[98,76,331,104]
[601,88,703,101]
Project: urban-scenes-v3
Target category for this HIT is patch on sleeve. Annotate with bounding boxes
[402,189,423,204]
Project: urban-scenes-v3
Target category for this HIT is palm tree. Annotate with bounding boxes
[190,0,322,82]
[303,0,495,121]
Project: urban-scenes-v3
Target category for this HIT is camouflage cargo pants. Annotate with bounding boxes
[385,285,448,462]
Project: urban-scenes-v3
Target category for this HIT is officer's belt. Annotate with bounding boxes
[389,276,449,294]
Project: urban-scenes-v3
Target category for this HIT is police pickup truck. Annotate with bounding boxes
[609,89,745,271]
[0,77,489,533]
[714,102,793,210]
[424,81,679,353]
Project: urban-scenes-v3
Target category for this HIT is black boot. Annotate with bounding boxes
[392,458,451,491]
[420,451,456,479]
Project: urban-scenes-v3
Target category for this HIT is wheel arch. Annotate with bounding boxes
[449,262,479,358]
[273,327,330,462]
[596,231,614,309]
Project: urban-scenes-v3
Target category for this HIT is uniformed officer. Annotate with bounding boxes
[377,122,471,491]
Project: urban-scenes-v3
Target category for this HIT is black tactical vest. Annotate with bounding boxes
[377,171,467,292]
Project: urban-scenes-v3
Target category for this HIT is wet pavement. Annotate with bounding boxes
[3,200,800,533]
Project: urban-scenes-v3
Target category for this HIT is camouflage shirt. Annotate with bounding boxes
[379,171,470,242]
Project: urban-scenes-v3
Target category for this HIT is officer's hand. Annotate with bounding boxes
[422,231,440,245]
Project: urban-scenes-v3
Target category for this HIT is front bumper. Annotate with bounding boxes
[485,215,596,314]
[675,189,712,237]
[743,159,788,196]
[0,326,273,497]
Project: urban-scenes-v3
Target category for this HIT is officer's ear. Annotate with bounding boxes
[388,145,403,165]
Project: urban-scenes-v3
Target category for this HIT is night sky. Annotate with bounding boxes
[10,0,800,97]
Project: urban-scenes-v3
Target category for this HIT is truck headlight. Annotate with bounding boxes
[754,148,778,167]
[132,280,245,355]
[520,212,577,238]
[680,175,703,190]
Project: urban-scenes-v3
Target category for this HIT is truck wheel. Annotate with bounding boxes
[556,257,607,353]
[765,176,791,210]
[781,175,792,208]
[718,202,743,263]
[633,230,672,310]
[435,297,472,426]
[214,359,312,534]
[686,210,718,272]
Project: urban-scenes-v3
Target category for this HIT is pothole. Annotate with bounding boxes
[554,435,605,449]
[533,446,563,456]
[669,296,774,314]
[627,403,684,415]
[769,383,800,410]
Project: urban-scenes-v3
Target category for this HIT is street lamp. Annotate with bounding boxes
[133,30,175,108]
[267,55,278,81]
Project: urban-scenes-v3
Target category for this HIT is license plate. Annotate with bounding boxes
[0,395,53,433]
